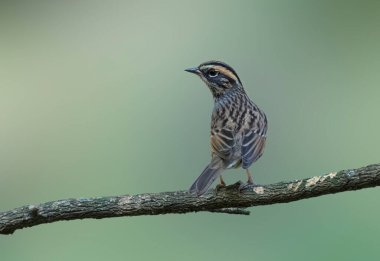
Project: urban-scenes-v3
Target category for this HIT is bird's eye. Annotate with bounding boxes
[208,69,219,78]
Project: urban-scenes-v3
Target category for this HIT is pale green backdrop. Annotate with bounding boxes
[1,1,380,260]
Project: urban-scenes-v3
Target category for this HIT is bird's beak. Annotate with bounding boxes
[185,67,200,75]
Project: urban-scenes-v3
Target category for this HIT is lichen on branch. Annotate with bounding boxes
[1,163,379,235]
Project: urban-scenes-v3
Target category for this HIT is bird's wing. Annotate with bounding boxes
[241,129,266,169]
[210,128,236,160]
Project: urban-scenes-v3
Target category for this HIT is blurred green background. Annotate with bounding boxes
[1,0,380,260]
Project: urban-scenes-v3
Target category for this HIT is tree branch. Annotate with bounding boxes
[1,163,380,235]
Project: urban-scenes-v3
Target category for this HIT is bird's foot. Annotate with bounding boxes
[238,180,256,192]
[224,180,244,190]
[216,180,257,193]
[215,183,226,192]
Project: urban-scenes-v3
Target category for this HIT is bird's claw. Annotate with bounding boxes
[238,181,256,192]
[215,183,226,192]
[222,180,243,191]
[215,180,257,193]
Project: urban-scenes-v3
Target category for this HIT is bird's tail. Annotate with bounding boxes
[189,158,225,195]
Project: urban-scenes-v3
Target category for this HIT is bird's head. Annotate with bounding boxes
[185,61,243,98]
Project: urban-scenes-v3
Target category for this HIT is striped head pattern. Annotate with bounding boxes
[185,61,243,98]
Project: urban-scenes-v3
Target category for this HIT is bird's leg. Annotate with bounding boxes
[215,175,226,192]
[246,169,254,184]
[219,175,226,186]
[238,169,255,191]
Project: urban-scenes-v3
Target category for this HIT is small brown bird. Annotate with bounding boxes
[186,61,268,195]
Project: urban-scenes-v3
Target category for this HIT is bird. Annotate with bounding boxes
[185,61,268,195]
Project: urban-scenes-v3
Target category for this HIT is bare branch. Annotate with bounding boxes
[1,163,379,235]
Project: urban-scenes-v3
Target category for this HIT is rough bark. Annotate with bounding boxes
[1,163,380,235]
